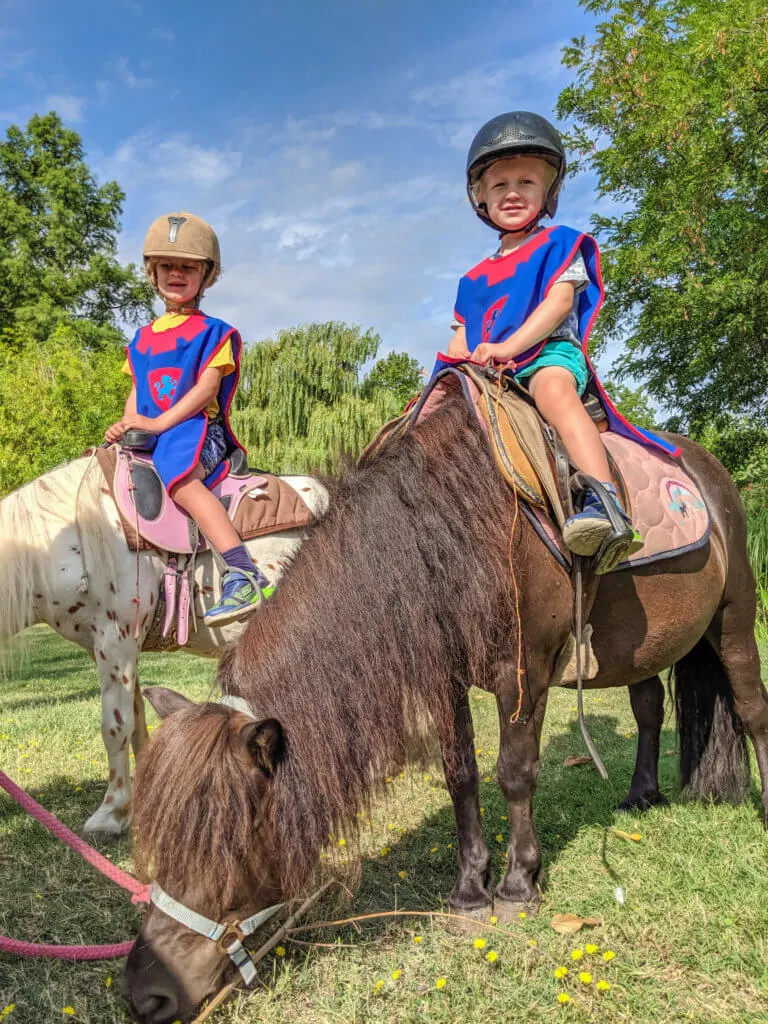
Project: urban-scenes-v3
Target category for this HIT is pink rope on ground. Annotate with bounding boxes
[0,769,150,961]
[0,769,149,903]
[0,937,135,960]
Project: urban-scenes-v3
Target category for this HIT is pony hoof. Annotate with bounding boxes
[492,896,540,923]
[617,791,669,812]
[445,903,494,935]
[82,813,129,843]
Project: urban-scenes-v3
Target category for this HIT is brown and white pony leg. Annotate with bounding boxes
[83,638,140,838]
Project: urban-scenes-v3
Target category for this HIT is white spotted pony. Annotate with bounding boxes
[0,456,327,838]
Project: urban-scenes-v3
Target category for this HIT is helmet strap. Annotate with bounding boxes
[498,208,543,242]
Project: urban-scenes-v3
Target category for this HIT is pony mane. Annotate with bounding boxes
[133,388,520,897]
[132,704,265,901]
[0,456,114,653]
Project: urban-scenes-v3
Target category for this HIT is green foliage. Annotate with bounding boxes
[602,379,657,430]
[0,112,153,344]
[557,0,768,434]
[360,350,423,407]
[0,323,129,494]
[232,322,422,474]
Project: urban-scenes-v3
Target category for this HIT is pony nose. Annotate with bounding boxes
[125,939,193,1023]
[131,992,180,1024]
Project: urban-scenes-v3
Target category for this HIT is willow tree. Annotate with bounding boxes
[231,322,422,474]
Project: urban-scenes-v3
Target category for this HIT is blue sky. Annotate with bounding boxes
[1,0,609,371]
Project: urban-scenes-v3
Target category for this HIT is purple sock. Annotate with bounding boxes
[221,545,268,587]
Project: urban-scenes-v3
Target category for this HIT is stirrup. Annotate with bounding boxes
[570,473,634,575]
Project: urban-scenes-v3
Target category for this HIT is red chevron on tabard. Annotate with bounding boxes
[466,226,555,288]
[134,314,207,356]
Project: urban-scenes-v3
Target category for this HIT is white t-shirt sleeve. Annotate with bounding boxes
[555,249,589,293]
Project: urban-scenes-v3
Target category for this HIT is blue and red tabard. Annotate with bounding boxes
[125,311,245,492]
[436,224,679,457]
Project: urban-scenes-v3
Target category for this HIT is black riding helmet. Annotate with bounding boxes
[466,111,567,231]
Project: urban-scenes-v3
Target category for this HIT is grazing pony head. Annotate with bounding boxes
[125,687,285,1023]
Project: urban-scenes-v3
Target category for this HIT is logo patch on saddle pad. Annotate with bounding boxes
[149,368,181,411]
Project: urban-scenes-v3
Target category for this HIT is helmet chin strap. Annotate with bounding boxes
[498,208,542,240]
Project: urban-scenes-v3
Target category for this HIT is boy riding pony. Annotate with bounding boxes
[105,212,272,624]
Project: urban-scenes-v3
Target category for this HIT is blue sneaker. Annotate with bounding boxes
[562,483,642,563]
[203,570,275,627]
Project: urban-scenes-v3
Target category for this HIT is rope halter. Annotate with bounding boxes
[148,694,284,986]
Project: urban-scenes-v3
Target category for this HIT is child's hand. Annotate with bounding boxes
[120,413,161,434]
[104,421,126,444]
[472,342,515,366]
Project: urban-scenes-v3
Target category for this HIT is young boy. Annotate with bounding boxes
[105,212,272,624]
[446,111,674,571]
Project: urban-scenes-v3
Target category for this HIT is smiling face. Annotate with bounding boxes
[475,155,555,234]
[154,256,206,307]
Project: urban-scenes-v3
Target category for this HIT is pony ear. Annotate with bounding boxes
[143,686,195,720]
[241,718,285,777]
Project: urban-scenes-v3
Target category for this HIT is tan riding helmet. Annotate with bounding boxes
[143,212,221,296]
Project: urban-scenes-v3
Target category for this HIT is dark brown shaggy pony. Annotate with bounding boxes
[125,384,768,1024]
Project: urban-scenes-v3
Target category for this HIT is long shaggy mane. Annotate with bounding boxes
[134,388,520,896]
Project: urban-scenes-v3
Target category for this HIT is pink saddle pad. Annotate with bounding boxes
[113,451,268,555]
[603,433,710,569]
[530,433,710,572]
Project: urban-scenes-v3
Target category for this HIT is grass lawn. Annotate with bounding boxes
[2,626,768,1023]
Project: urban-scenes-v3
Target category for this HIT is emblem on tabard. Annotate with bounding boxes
[167,216,187,243]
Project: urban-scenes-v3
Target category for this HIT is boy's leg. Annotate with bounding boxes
[528,366,637,563]
[171,466,272,623]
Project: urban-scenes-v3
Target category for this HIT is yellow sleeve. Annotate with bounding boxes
[122,358,133,376]
[207,339,236,375]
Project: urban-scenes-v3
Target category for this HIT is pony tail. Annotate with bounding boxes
[672,636,750,804]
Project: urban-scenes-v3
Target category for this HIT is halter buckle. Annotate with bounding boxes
[216,921,246,955]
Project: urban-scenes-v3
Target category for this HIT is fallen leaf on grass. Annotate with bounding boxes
[563,755,593,768]
[551,913,602,934]
[610,828,642,842]
[665,749,678,756]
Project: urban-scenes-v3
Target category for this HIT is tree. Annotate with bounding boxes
[557,0,768,435]
[0,112,153,343]
[0,323,129,494]
[231,322,422,474]
[360,351,423,407]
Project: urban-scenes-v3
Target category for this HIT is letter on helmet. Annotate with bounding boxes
[143,212,221,295]
[466,112,567,230]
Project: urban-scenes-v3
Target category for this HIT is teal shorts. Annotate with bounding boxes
[514,340,589,396]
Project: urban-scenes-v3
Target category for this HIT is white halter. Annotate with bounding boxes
[148,694,284,985]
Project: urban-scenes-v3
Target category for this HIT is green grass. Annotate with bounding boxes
[3,628,768,1022]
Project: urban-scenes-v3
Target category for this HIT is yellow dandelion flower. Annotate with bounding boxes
[527,939,537,947]
[398,870,408,880]
[374,979,384,992]
[413,935,422,944]
[603,950,616,962]
[62,1011,76,1018]
[485,950,498,963]
[496,833,504,842]
[430,846,439,853]
[579,971,592,984]
[557,993,570,1004]
[554,966,568,979]
[585,943,598,954]
[518,911,527,920]
[596,980,611,991]
[275,946,286,957]
[435,977,447,989]
[380,846,391,856]
[2,1008,15,1018]
[490,915,498,925]
[484,775,491,782]
[571,948,584,960]
[105,977,112,988]
[337,838,346,846]
[473,937,486,950]
[480,807,485,816]
[392,969,402,981]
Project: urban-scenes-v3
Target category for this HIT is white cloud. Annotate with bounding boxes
[46,93,84,123]
[114,56,154,89]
